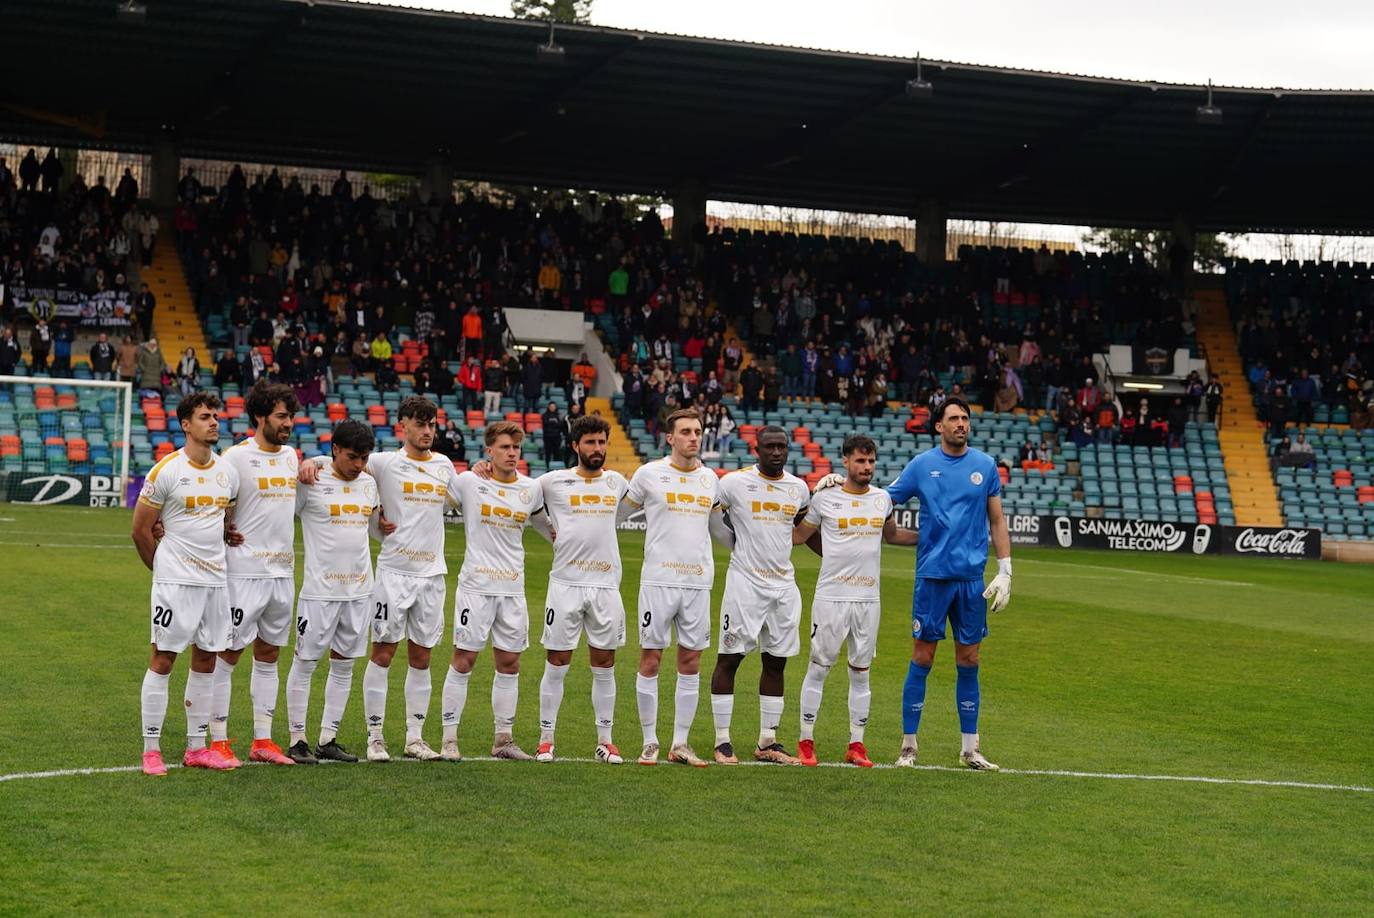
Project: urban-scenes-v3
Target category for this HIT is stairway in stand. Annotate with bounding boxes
[585,396,642,477]
[1195,289,1283,526]
[143,223,211,368]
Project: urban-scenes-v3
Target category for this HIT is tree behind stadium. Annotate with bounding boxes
[511,0,593,23]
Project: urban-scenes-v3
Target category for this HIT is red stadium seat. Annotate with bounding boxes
[66,438,89,461]
[327,402,348,421]
[0,435,19,456]
[465,410,485,427]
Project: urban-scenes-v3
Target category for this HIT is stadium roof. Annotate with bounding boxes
[4,0,1374,233]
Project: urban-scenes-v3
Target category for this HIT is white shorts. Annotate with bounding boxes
[718,569,802,657]
[371,569,446,648]
[150,582,231,654]
[541,580,626,652]
[808,598,881,669]
[453,588,529,653]
[227,577,295,650]
[294,597,370,660]
[638,584,711,652]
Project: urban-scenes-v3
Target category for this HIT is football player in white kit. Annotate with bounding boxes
[283,420,380,764]
[442,420,550,761]
[209,382,300,767]
[621,408,719,768]
[790,434,917,768]
[532,414,630,764]
[707,425,808,766]
[300,395,456,763]
[131,393,241,775]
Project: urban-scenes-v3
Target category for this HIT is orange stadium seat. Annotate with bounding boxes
[327,402,347,421]
[0,435,19,456]
[67,439,88,461]
[465,410,485,427]
[224,396,245,419]
[56,392,78,410]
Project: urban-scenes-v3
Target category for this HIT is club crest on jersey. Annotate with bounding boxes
[970,472,984,486]
[518,489,532,505]
[216,472,230,487]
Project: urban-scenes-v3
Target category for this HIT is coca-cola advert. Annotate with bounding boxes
[1219,526,1321,560]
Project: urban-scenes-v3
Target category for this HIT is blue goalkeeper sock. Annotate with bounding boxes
[901,661,931,735]
[955,664,980,735]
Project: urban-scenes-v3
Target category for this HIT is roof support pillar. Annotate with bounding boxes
[915,197,948,266]
[1170,212,1195,293]
[420,154,454,202]
[671,177,707,265]
[149,134,179,214]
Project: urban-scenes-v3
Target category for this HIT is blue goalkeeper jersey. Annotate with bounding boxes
[886,446,1000,581]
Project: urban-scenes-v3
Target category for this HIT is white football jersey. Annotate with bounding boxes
[295,464,379,601]
[718,465,809,588]
[222,439,297,579]
[626,457,718,591]
[454,470,545,596]
[368,449,462,577]
[804,484,892,601]
[539,467,628,588]
[138,449,240,586]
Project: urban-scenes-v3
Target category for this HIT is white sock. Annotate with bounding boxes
[319,658,353,744]
[209,657,234,742]
[184,669,213,750]
[710,692,734,746]
[591,665,615,744]
[962,732,979,755]
[363,661,389,741]
[250,659,279,741]
[404,665,431,744]
[903,732,918,750]
[672,673,700,748]
[538,662,569,744]
[492,671,519,735]
[848,667,871,744]
[636,673,658,746]
[799,662,830,741]
[440,666,471,744]
[286,657,318,746]
[141,669,169,752]
[759,694,784,749]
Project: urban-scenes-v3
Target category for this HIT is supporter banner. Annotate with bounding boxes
[4,284,133,326]
[1218,525,1321,560]
[1,471,127,507]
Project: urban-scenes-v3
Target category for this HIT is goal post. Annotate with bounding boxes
[0,375,135,508]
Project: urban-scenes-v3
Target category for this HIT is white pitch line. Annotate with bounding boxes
[1,757,1368,794]
[0,540,127,549]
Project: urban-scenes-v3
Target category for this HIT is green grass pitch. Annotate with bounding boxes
[0,505,1371,915]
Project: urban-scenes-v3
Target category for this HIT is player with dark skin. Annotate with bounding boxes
[708,428,797,722]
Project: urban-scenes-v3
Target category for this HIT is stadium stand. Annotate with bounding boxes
[1223,257,1374,537]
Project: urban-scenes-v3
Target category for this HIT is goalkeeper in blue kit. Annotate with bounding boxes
[885,397,1012,770]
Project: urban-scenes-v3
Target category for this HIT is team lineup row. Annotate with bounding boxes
[131,384,1013,777]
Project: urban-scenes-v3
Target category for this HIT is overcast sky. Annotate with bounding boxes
[369,0,1374,90]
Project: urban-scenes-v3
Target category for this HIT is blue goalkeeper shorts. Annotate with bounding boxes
[912,578,988,645]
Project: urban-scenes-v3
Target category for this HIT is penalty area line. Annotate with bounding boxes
[1,758,1369,794]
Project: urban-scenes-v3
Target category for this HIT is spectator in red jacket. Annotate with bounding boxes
[457,355,482,412]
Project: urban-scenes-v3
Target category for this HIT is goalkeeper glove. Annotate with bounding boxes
[982,558,1012,613]
[813,472,844,492]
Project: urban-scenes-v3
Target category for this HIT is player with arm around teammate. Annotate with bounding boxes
[210,381,301,767]
[131,392,241,775]
[790,434,918,767]
[885,397,1012,770]
[299,395,454,763]
[441,421,550,762]
[283,420,381,764]
[620,408,719,767]
[707,425,809,766]
[531,414,631,764]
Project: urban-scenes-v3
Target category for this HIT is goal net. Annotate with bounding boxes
[0,375,134,508]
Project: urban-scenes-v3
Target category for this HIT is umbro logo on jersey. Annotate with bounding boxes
[960,700,976,711]
[929,470,941,478]
[249,459,261,468]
